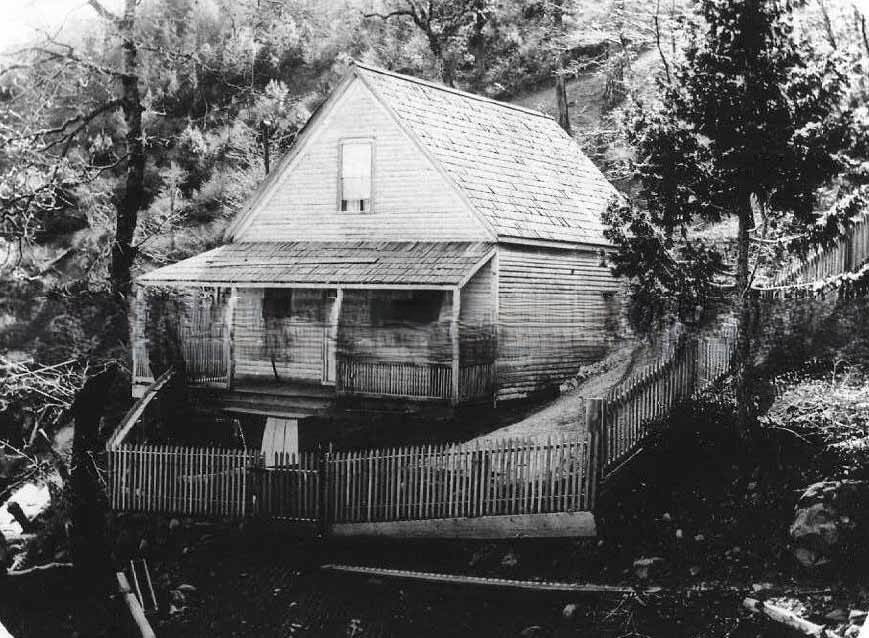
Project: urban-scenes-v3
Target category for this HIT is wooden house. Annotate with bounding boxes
[131,62,621,447]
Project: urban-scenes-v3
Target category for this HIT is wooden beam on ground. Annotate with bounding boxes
[330,511,596,540]
[320,564,646,594]
[116,572,156,638]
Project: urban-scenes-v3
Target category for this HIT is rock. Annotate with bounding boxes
[694,534,705,542]
[169,518,181,532]
[633,557,665,580]
[790,480,869,568]
[661,512,672,522]
[689,565,701,577]
[562,603,578,620]
[501,550,519,569]
[675,529,683,540]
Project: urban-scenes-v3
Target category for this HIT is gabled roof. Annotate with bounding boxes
[354,62,616,246]
[138,241,494,288]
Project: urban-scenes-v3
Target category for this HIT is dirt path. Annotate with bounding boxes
[468,341,658,445]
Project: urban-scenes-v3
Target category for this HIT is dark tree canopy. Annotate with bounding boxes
[604,0,862,436]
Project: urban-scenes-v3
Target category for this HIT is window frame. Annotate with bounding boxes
[337,137,375,214]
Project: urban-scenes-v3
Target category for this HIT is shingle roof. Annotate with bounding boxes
[356,63,616,246]
[137,241,493,287]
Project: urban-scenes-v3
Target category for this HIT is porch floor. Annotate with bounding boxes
[230,376,335,398]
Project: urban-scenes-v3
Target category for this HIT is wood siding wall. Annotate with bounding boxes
[496,245,620,401]
[459,258,496,363]
[235,80,490,243]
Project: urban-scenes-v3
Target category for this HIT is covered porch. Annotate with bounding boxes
[132,241,497,406]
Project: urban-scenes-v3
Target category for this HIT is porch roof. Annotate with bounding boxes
[137,241,494,288]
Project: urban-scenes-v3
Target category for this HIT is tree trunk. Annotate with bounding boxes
[426,34,454,87]
[734,203,755,440]
[555,71,571,135]
[109,0,145,300]
[68,369,116,582]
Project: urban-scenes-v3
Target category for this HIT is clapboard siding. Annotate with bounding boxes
[236,80,490,243]
[459,259,494,326]
[496,245,619,401]
[233,289,324,381]
[459,258,496,366]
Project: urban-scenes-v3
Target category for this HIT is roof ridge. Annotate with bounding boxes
[352,60,553,120]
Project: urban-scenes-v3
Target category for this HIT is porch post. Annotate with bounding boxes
[328,288,343,387]
[451,287,461,406]
[224,287,237,390]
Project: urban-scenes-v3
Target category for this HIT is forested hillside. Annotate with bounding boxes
[0,0,864,463]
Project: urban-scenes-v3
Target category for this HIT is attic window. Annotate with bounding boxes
[339,139,372,212]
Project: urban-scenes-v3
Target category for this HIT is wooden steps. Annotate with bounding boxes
[194,382,335,418]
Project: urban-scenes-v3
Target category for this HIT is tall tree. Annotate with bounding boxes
[605,0,854,438]
[363,0,494,86]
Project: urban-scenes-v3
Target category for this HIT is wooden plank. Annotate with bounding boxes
[320,564,639,594]
[330,511,597,539]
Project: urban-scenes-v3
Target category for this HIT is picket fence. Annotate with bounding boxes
[108,436,594,525]
[762,209,869,291]
[593,325,738,479]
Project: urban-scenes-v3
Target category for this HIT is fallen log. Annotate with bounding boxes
[743,597,838,638]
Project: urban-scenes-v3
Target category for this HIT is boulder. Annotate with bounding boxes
[789,480,869,568]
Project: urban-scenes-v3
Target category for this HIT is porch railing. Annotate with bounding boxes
[132,331,229,389]
[336,359,496,402]
[336,359,452,401]
[459,362,496,403]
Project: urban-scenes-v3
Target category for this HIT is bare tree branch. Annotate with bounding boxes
[87,0,121,25]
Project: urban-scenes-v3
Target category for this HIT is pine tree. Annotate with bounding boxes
[605,0,855,438]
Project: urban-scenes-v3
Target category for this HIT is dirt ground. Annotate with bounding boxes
[468,341,656,445]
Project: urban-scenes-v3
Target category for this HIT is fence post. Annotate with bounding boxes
[317,444,331,538]
[586,398,605,511]
[689,338,699,396]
